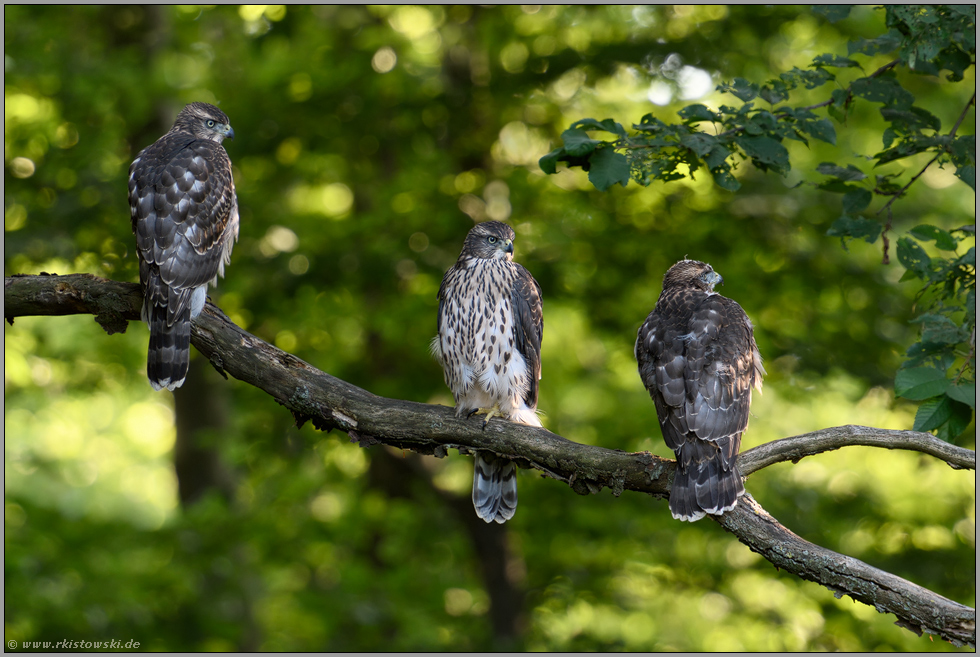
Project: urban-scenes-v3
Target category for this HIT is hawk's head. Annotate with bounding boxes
[663,259,723,292]
[174,102,235,143]
[461,221,516,261]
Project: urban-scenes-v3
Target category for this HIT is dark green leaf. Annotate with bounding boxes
[704,145,732,171]
[677,104,719,123]
[842,189,872,214]
[909,225,958,251]
[735,135,789,173]
[947,383,977,409]
[896,367,949,400]
[913,396,952,432]
[711,169,741,192]
[847,30,903,56]
[799,118,837,145]
[720,77,758,102]
[879,106,942,135]
[851,76,914,108]
[955,164,976,191]
[561,128,602,157]
[539,147,564,175]
[937,46,972,82]
[571,118,627,137]
[813,5,852,22]
[827,214,882,243]
[913,313,968,345]
[816,163,866,181]
[587,146,630,191]
[759,84,788,105]
[897,237,932,278]
[936,398,974,441]
[812,54,860,68]
[679,133,717,158]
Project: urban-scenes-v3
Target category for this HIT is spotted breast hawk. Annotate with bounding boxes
[128,102,239,391]
[432,221,544,524]
[635,259,765,521]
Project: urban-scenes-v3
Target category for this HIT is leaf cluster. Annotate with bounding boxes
[540,4,976,443]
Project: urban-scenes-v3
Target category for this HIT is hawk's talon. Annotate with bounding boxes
[467,405,502,430]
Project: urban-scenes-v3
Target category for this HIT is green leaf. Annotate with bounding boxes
[704,145,732,171]
[812,54,860,68]
[895,367,949,400]
[735,135,790,174]
[851,76,914,108]
[816,163,866,182]
[947,383,977,409]
[936,398,974,441]
[913,396,952,432]
[759,84,788,105]
[677,104,719,123]
[913,313,968,345]
[711,169,741,192]
[847,30,903,56]
[827,215,882,244]
[587,146,630,191]
[955,164,976,191]
[897,237,932,278]
[539,147,565,175]
[813,5,852,22]
[879,106,942,133]
[798,118,837,145]
[909,225,958,251]
[842,189,872,214]
[679,133,717,158]
[571,118,627,137]
[720,77,758,102]
[561,128,602,157]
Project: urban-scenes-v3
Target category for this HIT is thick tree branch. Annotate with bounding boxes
[5,273,976,647]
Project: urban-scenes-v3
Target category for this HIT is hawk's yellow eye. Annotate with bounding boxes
[207,120,216,128]
[488,236,497,244]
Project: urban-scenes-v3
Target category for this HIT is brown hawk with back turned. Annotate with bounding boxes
[635,259,764,521]
[128,102,239,390]
[432,221,544,523]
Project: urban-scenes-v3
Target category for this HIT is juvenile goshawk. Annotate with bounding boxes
[635,259,765,521]
[432,221,544,524]
[128,102,239,391]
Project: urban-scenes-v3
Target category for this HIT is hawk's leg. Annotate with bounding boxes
[466,404,502,430]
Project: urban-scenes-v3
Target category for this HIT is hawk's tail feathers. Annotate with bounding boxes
[472,453,518,524]
[146,305,192,391]
[669,456,745,522]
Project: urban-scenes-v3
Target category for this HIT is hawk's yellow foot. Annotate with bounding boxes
[467,404,502,429]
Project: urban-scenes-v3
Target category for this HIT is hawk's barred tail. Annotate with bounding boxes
[669,457,745,522]
[146,306,191,391]
[472,453,518,524]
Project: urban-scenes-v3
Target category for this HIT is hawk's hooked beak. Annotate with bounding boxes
[704,271,723,289]
[503,240,514,255]
[223,125,235,140]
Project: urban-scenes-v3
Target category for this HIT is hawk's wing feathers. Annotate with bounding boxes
[129,102,239,390]
[636,260,763,521]
[511,265,543,409]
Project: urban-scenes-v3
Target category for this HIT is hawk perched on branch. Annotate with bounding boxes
[128,102,239,391]
[432,221,544,524]
[635,260,765,521]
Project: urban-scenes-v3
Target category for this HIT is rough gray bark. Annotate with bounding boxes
[5,273,976,647]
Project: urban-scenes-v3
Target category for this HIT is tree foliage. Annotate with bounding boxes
[540,5,976,443]
[4,4,975,652]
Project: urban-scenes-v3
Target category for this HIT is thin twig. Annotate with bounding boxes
[877,92,977,216]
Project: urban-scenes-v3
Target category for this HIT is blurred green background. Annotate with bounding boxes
[4,5,974,651]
